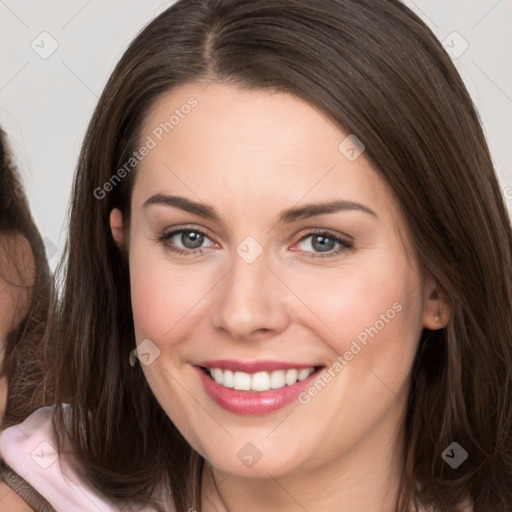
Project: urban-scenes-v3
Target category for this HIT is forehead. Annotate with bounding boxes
[132,82,395,220]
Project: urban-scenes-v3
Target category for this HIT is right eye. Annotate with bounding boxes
[158,227,217,256]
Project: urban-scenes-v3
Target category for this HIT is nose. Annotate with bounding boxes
[211,249,290,341]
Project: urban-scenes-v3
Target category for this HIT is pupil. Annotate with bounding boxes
[312,235,334,252]
[182,231,204,249]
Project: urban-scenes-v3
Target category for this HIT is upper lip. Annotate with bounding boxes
[195,359,323,373]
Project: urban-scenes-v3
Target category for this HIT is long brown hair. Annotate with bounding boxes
[48,0,512,510]
[0,126,51,428]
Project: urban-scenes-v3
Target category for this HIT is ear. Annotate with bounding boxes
[422,276,451,330]
[109,208,125,248]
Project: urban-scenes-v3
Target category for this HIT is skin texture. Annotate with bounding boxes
[0,484,34,512]
[0,234,36,512]
[110,82,449,512]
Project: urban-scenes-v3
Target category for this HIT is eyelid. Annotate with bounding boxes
[295,227,353,242]
[161,224,216,242]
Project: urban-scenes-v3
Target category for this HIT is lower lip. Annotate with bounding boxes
[196,367,321,416]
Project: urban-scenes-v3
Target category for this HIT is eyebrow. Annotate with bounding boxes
[143,194,378,222]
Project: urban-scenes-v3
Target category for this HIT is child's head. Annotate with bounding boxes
[0,126,50,427]
[49,1,512,511]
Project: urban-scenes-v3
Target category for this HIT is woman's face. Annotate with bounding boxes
[111,82,442,479]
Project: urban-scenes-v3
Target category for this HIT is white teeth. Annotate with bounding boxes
[233,371,251,391]
[212,368,223,384]
[251,371,271,391]
[270,370,286,389]
[285,369,298,386]
[297,368,311,381]
[208,367,315,391]
[223,369,234,388]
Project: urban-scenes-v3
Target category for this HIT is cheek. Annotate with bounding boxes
[130,260,200,342]
[288,251,423,367]
[128,239,223,345]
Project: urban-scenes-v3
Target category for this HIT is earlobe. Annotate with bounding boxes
[422,278,451,330]
[109,209,125,248]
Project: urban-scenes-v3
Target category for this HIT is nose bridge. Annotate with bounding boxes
[230,246,271,298]
[211,244,289,339]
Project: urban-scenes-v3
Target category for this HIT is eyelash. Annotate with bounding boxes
[157,227,354,259]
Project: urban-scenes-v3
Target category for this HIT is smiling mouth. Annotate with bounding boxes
[195,361,326,415]
[199,366,324,392]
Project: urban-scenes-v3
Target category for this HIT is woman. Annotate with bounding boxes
[1,0,511,511]
[0,127,51,509]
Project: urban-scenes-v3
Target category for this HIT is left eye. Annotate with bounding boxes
[296,232,352,255]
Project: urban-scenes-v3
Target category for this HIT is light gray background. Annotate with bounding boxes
[1,0,511,270]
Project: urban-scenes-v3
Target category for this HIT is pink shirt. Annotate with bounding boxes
[0,405,162,511]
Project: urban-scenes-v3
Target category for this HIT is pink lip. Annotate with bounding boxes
[195,359,317,373]
[195,365,323,416]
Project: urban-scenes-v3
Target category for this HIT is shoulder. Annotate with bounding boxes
[0,405,116,511]
[0,405,166,512]
[0,482,34,512]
